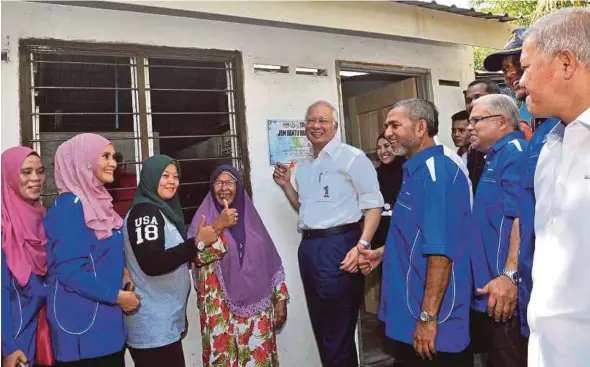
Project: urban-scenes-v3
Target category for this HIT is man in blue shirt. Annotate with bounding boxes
[467,94,528,367]
[358,99,472,366]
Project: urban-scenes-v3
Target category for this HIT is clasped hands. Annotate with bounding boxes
[339,243,384,274]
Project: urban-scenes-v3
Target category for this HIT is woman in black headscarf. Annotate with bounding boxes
[373,133,406,247]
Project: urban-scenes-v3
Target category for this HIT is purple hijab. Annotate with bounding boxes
[188,165,284,317]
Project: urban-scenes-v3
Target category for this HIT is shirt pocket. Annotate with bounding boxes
[478,172,503,210]
[316,169,348,203]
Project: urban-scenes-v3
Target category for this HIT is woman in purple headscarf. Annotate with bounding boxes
[188,165,289,366]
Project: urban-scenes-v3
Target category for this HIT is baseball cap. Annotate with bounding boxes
[483,27,528,72]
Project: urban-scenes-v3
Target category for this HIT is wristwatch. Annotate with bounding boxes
[358,239,371,249]
[419,311,437,323]
[197,241,205,251]
[500,269,520,285]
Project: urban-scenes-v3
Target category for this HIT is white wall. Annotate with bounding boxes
[1,2,472,366]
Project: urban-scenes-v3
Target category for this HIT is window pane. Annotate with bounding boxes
[146,58,242,222]
[32,54,140,208]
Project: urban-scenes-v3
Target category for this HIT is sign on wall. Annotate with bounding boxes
[267,119,311,166]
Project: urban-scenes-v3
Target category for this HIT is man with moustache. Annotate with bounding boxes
[467,94,528,367]
[273,100,383,367]
[357,99,473,366]
[519,8,590,367]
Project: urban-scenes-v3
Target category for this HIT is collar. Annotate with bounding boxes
[575,106,590,128]
[403,145,444,176]
[489,130,525,154]
[316,136,341,158]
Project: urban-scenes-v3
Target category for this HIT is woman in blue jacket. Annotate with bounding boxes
[1,146,48,367]
[44,133,140,366]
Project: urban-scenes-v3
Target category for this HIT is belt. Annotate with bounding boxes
[301,222,360,239]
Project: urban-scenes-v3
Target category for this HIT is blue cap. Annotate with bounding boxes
[483,27,528,72]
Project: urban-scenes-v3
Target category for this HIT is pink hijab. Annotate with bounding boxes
[1,147,48,286]
[54,133,123,240]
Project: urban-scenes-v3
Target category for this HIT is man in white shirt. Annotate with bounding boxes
[273,100,383,367]
[519,7,590,367]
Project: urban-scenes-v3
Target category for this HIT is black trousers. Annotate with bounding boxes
[470,310,527,367]
[394,342,472,367]
[298,229,364,367]
[128,340,185,367]
[54,350,125,367]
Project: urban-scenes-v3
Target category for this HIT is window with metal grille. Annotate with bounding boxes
[19,40,250,224]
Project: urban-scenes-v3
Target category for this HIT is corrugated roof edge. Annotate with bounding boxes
[397,0,520,22]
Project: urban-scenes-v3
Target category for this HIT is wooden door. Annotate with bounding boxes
[348,78,418,157]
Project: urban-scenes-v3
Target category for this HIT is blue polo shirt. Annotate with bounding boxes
[517,117,560,337]
[379,145,472,353]
[471,131,528,312]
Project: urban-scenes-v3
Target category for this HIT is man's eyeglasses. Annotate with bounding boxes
[213,180,236,189]
[306,117,333,126]
[469,114,503,126]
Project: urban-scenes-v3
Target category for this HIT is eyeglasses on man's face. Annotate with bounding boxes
[468,114,503,126]
[305,117,333,126]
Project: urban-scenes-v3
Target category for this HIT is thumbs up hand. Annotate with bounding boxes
[196,215,218,247]
[217,199,239,229]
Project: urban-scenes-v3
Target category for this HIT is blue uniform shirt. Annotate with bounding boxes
[1,247,46,361]
[44,193,126,362]
[471,131,528,312]
[517,117,560,337]
[379,145,473,353]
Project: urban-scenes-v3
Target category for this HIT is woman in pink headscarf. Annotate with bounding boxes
[1,146,48,367]
[43,133,140,366]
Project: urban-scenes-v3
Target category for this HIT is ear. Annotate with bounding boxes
[333,121,339,130]
[556,49,577,80]
[416,119,428,138]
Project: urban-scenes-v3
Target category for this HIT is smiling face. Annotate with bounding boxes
[18,154,46,201]
[157,163,180,200]
[376,137,395,164]
[213,172,237,206]
[94,144,117,184]
[502,54,527,101]
[384,107,422,157]
[305,103,338,154]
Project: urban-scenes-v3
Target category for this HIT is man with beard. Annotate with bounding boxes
[357,99,473,366]
[273,100,383,367]
[467,94,528,367]
[519,8,590,366]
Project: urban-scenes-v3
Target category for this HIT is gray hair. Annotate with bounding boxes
[525,7,590,68]
[472,94,520,130]
[305,100,339,124]
[393,98,439,137]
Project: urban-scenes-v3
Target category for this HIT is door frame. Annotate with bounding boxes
[335,60,433,148]
[335,60,433,367]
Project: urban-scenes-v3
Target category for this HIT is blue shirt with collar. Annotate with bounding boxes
[379,145,473,353]
[1,246,46,361]
[44,192,126,362]
[517,117,560,337]
[471,131,528,312]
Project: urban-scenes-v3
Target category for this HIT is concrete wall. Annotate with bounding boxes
[1,2,474,365]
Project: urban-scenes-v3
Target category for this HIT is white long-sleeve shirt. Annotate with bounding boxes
[528,106,590,367]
